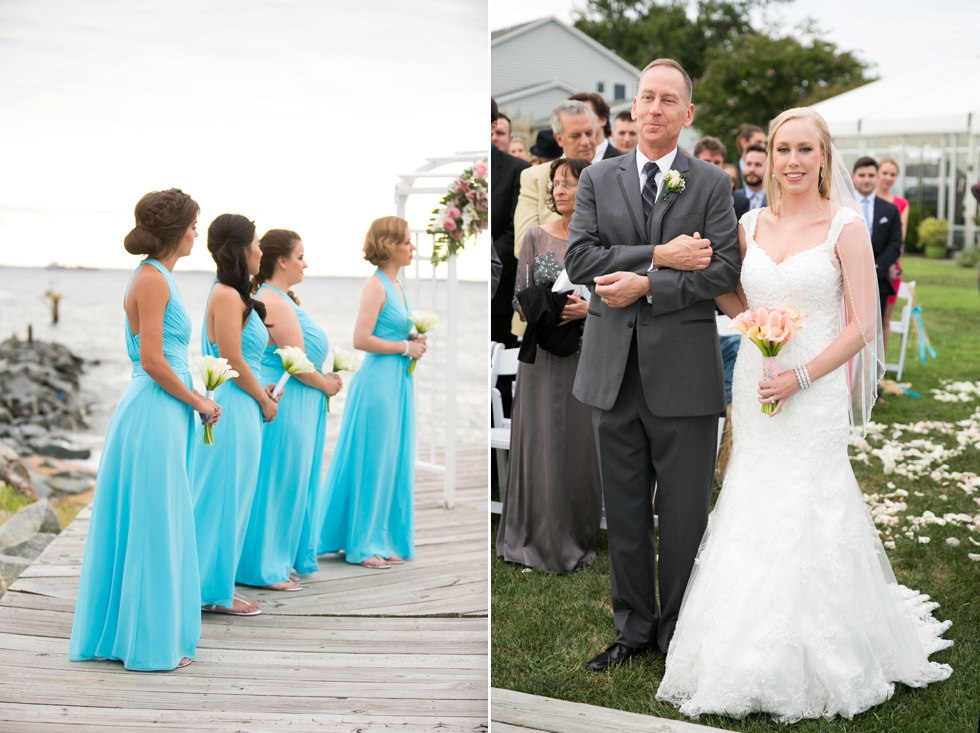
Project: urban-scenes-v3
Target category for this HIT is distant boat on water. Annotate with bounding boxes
[45,261,99,271]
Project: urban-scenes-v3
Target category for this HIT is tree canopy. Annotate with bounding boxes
[573,0,873,157]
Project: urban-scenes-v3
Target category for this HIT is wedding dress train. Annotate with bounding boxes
[656,208,952,722]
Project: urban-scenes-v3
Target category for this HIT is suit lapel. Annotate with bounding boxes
[650,149,691,245]
[616,149,648,245]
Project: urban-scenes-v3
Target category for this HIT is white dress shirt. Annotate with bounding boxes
[636,146,679,301]
[594,138,609,161]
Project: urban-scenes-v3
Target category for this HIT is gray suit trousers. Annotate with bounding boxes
[593,335,717,653]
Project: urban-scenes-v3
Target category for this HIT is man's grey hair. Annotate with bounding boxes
[550,100,595,137]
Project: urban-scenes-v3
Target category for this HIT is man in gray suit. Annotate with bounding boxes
[565,58,740,670]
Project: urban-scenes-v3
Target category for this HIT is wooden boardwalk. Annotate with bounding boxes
[492,688,728,733]
[0,440,488,732]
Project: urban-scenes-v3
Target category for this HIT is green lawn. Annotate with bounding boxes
[491,256,980,731]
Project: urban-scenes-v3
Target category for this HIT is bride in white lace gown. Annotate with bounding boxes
[656,109,952,722]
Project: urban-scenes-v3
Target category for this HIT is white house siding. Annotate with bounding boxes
[498,86,580,130]
[492,19,639,112]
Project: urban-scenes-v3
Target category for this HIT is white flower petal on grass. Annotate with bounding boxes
[918,536,931,543]
[969,553,980,562]
[946,537,961,546]
[969,537,980,546]
[883,540,896,549]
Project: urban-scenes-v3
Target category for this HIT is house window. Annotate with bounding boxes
[597,82,604,93]
[614,84,626,100]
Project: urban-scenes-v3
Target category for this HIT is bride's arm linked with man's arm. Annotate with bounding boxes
[564,163,740,311]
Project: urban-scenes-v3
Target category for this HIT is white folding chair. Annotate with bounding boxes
[490,343,520,515]
[885,280,915,381]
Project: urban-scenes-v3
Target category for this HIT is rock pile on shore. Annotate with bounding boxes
[0,500,62,595]
[0,336,92,459]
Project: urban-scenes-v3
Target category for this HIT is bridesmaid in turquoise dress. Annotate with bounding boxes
[316,216,427,569]
[236,229,343,591]
[190,214,280,616]
[69,189,221,671]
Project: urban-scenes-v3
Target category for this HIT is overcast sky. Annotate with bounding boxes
[0,0,488,279]
[492,0,980,80]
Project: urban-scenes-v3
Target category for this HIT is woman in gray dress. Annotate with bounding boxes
[495,158,603,573]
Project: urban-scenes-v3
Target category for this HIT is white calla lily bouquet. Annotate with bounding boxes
[408,311,440,375]
[324,346,360,412]
[194,355,239,445]
[272,346,316,399]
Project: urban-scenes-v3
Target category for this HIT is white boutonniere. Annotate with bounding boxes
[663,169,686,201]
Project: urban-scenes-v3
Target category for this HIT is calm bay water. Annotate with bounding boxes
[0,266,488,446]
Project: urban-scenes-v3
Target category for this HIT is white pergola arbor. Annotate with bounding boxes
[395,151,486,509]
[811,57,980,250]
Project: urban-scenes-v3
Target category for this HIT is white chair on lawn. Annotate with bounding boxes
[884,280,915,381]
[490,342,520,515]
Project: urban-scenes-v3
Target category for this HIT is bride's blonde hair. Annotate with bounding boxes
[764,107,833,215]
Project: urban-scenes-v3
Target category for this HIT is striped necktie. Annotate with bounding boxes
[642,161,660,223]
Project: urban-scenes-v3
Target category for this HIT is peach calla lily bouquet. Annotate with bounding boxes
[728,306,807,414]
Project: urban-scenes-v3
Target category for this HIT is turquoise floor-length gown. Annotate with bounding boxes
[189,282,268,608]
[236,284,328,586]
[316,270,416,564]
[69,259,201,671]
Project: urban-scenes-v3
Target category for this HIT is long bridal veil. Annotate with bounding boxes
[826,143,886,437]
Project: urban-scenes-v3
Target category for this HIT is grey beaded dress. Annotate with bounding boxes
[495,226,603,573]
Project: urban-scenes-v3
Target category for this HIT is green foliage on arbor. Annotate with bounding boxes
[573,0,873,159]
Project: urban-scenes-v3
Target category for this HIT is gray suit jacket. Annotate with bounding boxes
[565,148,741,417]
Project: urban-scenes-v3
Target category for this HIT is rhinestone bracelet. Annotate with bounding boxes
[794,365,812,391]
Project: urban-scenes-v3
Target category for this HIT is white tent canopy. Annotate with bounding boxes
[811,57,980,137]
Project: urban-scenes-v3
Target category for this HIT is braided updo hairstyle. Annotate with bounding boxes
[124,188,199,259]
[207,214,267,326]
[252,229,302,305]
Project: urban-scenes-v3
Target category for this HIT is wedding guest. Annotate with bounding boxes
[734,123,766,189]
[876,158,910,348]
[612,110,638,153]
[491,99,531,422]
[569,91,622,160]
[723,164,739,191]
[316,216,426,569]
[237,229,342,591]
[509,137,530,161]
[496,158,602,573]
[528,129,561,166]
[514,100,596,259]
[492,113,514,153]
[740,143,768,210]
[852,156,902,326]
[190,214,280,618]
[70,188,219,671]
[694,136,749,221]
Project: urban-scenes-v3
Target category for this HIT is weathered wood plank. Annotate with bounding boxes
[0,702,487,732]
[0,440,488,729]
[492,688,727,733]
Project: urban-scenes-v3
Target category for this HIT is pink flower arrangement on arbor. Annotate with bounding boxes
[427,162,488,264]
[729,305,807,414]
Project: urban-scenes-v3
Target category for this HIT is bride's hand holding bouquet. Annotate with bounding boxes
[728,305,806,416]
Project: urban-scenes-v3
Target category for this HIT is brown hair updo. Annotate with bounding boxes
[363,216,409,267]
[207,214,267,326]
[253,228,302,305]
[124,188,199,260]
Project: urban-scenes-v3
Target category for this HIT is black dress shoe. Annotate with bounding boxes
[587,642,649,672]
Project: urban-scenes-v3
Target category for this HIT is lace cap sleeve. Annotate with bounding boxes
[513,226,539,313]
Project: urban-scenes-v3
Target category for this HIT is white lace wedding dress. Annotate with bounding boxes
[656,208,953,722]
